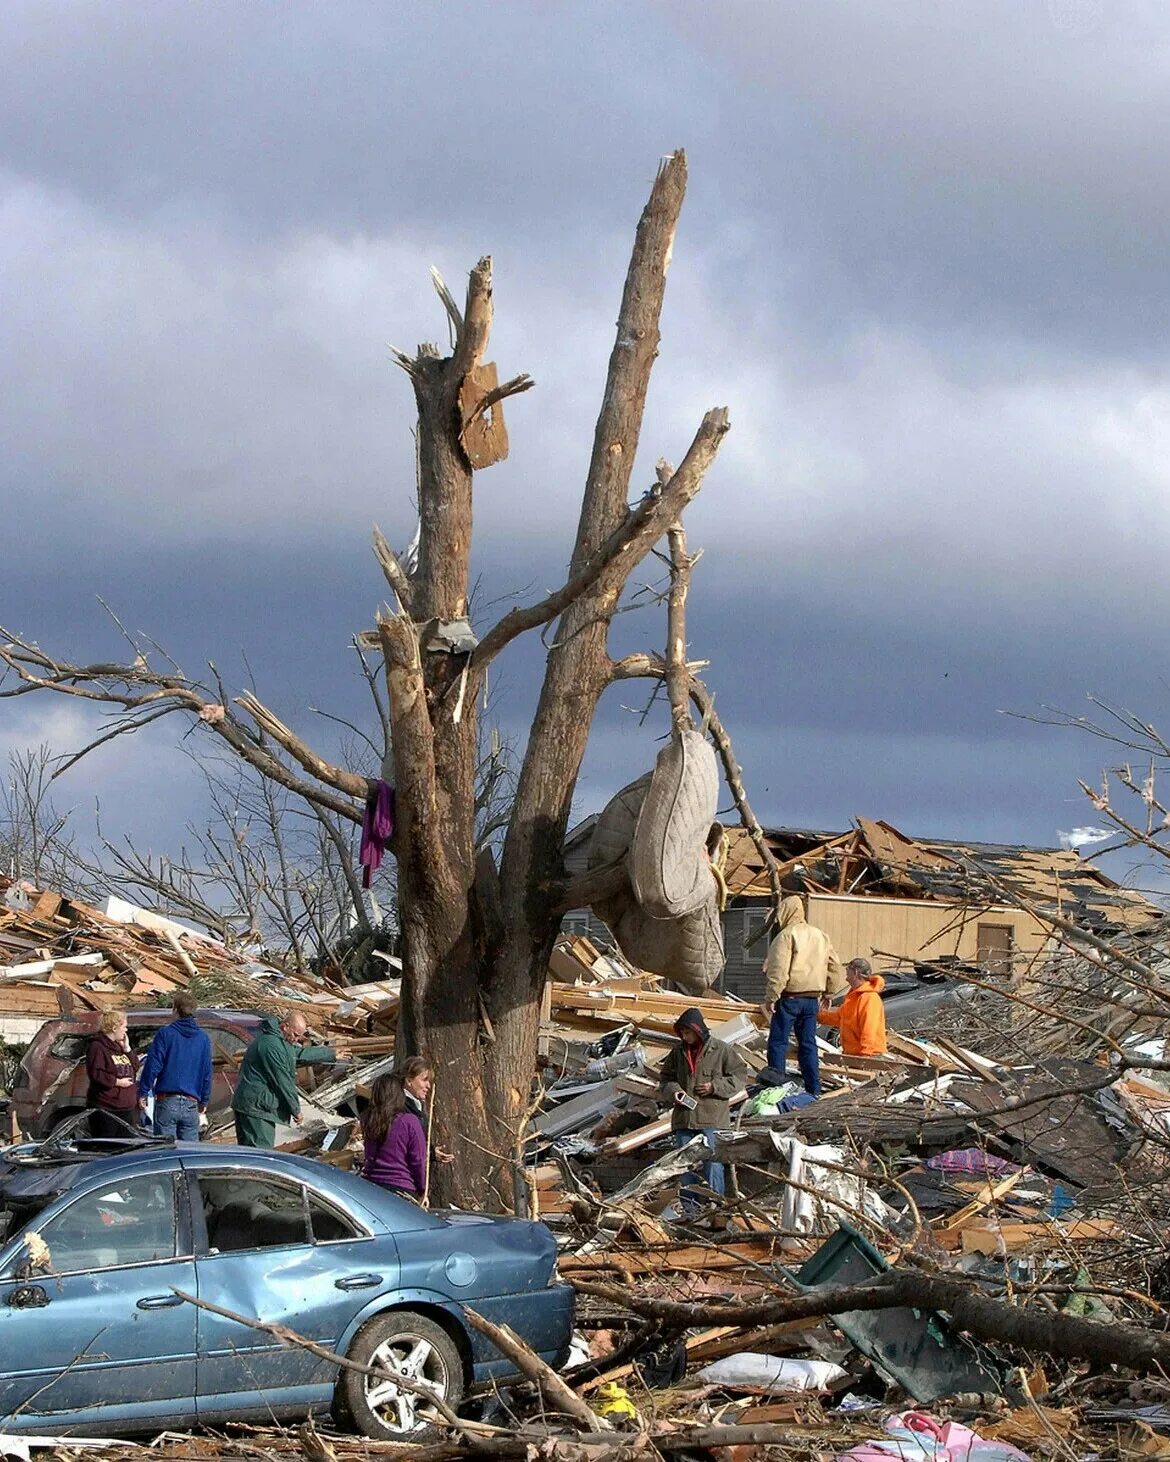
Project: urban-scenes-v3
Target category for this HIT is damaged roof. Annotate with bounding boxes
[721,816,1162,932]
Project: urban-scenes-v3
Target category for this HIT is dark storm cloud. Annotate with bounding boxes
[3,0,1169,861]
[0,0,692,242]
[663,0,1170,358]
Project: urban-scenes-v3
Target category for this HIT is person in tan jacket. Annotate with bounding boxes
[760,895,845,1096]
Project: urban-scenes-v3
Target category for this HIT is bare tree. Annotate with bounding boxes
[73,745,395,972]
[0,154,742,1207]
[0,744,86,893]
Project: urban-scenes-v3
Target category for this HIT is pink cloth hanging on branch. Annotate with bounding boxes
[360,780,396,888]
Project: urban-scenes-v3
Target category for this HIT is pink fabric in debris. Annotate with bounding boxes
[360,779,396,889]
[837,1411,1030,1462]
[924,1149,1019,1178]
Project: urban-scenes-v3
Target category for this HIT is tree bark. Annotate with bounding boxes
[574,1271,1170,1374]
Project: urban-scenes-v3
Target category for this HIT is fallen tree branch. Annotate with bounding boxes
[572,1268,1170,1373]
[170,1287,478,1436]
[462,1306,606,1432]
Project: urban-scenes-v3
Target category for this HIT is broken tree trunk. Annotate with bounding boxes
[574,1270,1170,1374]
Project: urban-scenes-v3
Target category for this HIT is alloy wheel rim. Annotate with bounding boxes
[365,1333,449,1433]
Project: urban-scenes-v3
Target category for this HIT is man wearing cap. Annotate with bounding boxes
[760,895,846,1097]
[658,1008,744,1212]
[818,957,888,1056]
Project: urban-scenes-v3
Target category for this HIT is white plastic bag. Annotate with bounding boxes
[697,1353,846,1392]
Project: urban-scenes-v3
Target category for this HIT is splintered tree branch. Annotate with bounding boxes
[234,691,369,799]
[451,256,494,383]
[473,408,729,671]
[371,525,415,614]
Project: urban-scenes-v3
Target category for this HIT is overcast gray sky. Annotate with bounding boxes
[2,0,1167,882]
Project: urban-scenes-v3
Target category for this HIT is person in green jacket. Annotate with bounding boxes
[231,1012,337,1148]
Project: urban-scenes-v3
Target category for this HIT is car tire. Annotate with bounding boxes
[343,1311,464,1440]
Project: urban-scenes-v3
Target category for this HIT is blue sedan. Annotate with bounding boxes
[0,1138,573,1439]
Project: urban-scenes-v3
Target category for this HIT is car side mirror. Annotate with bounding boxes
[8,1284,49,1309]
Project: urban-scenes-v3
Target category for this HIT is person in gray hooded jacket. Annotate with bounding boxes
[657,1008,744,1210]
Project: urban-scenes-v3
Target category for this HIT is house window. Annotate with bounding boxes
[743,909,768,955]
[976,923,1014,976]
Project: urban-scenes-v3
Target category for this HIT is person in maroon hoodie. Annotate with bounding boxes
[361,1069,428,1200]
[86,1010,141,1137]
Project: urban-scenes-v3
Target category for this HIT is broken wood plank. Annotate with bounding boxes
[959,1218,1122,1255]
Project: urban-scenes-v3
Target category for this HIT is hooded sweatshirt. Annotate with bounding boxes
[763,896,846,1006]
[137,1016,212,1107]
[86,1032,140,1113]
[658,1007,744,1131]
[818,974,888,1056]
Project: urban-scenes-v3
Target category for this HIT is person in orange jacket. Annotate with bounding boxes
[818,958,888,1056]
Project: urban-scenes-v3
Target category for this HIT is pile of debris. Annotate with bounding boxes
[0,876,399,1044]
[478,932,1170,1459]
[7,907,1170,1458]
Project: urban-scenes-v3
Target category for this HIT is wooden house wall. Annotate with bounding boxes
[561,833,1055,1002]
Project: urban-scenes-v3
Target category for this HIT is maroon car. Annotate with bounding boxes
[9,1008,287,1139]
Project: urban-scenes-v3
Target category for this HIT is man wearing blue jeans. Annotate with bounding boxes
[138,991,212,1140]
[658,1008,744,1215]
[761,896,845,1098]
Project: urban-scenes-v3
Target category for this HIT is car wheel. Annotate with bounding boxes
[343,1312,464,1440]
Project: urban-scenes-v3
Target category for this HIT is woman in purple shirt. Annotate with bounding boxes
[361,1069,429,1199]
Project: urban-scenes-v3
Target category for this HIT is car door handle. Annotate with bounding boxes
[137,1294,185,1310]
[334,1273,382,1291]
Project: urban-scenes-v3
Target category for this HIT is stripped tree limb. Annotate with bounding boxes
[462,1307,605,1432]
[664,522,693,732]
[473,408,728,672]
[0,630,363,823]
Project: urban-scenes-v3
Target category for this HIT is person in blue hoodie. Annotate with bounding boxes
[137,991,213,1140]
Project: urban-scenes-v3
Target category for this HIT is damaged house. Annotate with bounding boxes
[563,814,1162,1003]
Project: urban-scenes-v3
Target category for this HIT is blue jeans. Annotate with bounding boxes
[153,1093,201,1141]
[672,1128,725,1214]
[767,995,822,1097]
